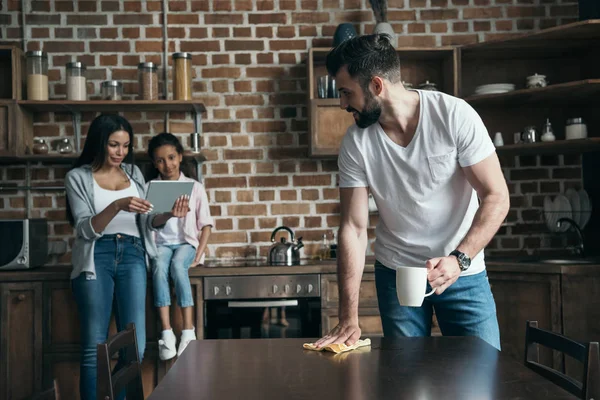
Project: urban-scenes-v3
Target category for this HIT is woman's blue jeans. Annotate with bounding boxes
[71,234,147,400]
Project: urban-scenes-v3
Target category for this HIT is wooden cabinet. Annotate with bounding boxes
[307,21,600,158]
[488,270,562,369]
[320,273,383,337]
[0,282,43,400]
[306,47,459,157]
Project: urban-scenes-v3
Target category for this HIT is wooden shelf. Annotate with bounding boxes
[0,151,206,165]
[312,98,342,106]
[461,19,600,57]
[311,46,455,60]
[464,79,600,106]
[495,138,600,156]
[17,100,206,113]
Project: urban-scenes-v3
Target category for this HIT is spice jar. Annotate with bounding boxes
[173,52,192,100]
[32,138,49,154]
[565,118,587,140]
[57,138,73,154]
[101,80,123,100]
[66,62,87,101]
[26,51,49,100]
[138,62,158,100]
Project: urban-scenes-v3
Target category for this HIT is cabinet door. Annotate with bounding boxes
[322,308,383,337]
[0,282,43,400]
[321,273,379,309]
[488,271,562,369]
[561,271,600,380]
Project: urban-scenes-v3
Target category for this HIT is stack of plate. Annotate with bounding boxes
[474,83,515,96]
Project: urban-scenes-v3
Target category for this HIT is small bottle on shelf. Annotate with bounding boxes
[319,234,329,260]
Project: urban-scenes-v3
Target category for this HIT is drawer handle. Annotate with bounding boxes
[17,294,26,301]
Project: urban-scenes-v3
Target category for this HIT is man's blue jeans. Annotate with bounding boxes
[71,234,147,400]
[374,261,501,350]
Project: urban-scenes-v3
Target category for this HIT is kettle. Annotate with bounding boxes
[268,226,304,266]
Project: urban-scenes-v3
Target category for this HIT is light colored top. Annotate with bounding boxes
[65,164,160,280]
[93,178,140,238]
[156,218,186,245]
[151,173,214,264]
[338,90,495,276]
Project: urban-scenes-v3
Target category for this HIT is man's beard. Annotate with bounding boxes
[347,90,382,129]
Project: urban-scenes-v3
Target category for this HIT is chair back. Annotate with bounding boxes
[525,320,600,399]
[97,323,144,400]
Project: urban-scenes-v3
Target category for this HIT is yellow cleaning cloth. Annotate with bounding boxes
[303,338,371,354]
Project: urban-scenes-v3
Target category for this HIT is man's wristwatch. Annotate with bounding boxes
[450,250,471,272]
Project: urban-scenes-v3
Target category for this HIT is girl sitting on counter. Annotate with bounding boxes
[147,133,213,361]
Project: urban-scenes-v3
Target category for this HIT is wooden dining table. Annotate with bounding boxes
[148,336,576,400]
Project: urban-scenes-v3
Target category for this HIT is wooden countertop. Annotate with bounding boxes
[1,258,599,282]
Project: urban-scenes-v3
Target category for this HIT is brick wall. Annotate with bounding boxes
[0,0,580,264]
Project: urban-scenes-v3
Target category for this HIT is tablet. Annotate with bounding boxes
[146,181,194,214]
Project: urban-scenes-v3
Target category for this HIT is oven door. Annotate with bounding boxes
[204,298,321,339]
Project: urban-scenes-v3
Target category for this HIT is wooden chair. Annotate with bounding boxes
[525,320,600,399]
[31,379,60,400]
[97,323,144,400]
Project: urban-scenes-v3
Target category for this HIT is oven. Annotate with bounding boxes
[203,274,321,339]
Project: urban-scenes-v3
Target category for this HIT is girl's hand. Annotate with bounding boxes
[114,197,153,214]
[169,195,190,218]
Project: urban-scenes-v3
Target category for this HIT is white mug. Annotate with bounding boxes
[396,266,436,307]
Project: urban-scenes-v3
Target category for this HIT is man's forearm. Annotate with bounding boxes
[457,192,509,258]
[337,225,368,321]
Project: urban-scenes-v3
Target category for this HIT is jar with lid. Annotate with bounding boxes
[57,138,73,154]
[101,80,123,100]
[32,138,49,154]
[173,52,192,100]
[26,51,49,100]
[565,117,587,140]
[138,62,158,100]
[66,62,87,101]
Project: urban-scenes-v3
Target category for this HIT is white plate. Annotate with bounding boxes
[565,188,581,227]
[475,83,515,91]
[578,189,592,229]
[544,195,555,232]
[474,89,513,95]
[553,195,573,232]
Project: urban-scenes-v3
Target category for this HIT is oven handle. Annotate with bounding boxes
[227,300,299,308]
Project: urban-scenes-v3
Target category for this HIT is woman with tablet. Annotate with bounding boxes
[65,115,189,400]
[147,133,213,361]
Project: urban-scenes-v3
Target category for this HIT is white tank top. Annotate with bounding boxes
[93,179,141,237]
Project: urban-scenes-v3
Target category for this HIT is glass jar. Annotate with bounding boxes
[66,62,87,101]
[57,138,73,154]
[138,62,159,100]
[26,51,49,100]
[101,80,123,100]
[32,138,49,154]
[173,52,192,100]
[565,117,587,140]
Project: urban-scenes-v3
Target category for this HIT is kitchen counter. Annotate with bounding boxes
[1,257,599,281]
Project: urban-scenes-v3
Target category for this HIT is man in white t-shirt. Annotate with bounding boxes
[314,34,509,351]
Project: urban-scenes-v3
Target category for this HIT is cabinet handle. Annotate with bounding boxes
[17,294,26,301]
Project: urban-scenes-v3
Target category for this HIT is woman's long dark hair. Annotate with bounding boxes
[66,114,135,226]
[146,133,196,181]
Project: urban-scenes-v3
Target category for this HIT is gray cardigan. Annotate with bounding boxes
[65,163,159,280]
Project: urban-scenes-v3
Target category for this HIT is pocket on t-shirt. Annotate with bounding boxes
[427,151,457,182]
